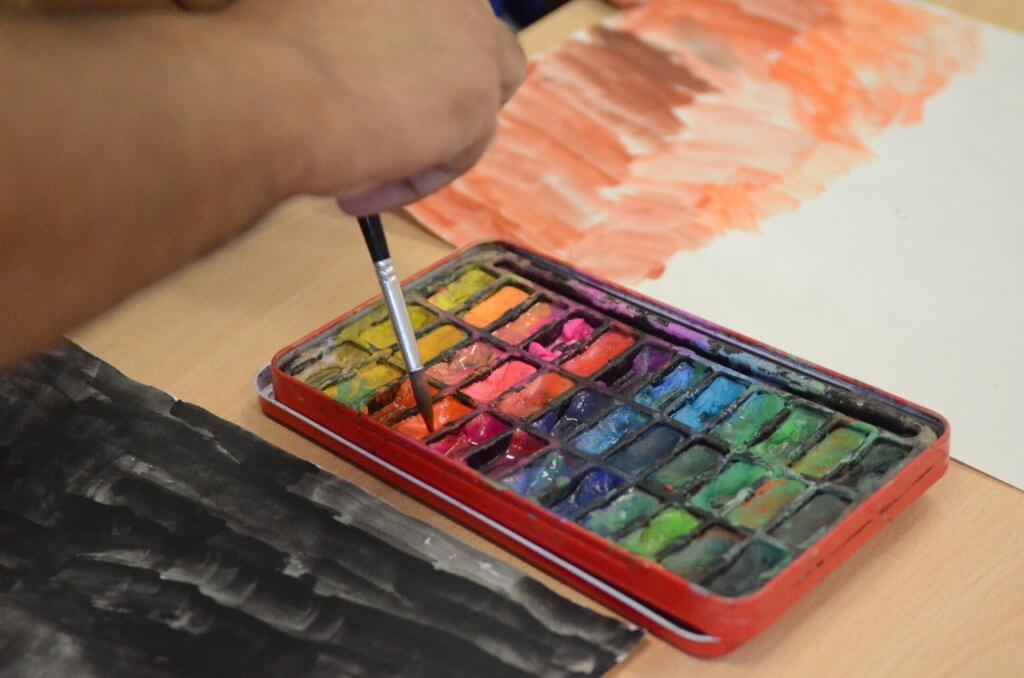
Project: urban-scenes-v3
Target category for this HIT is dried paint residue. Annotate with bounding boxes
[409,0,979,282]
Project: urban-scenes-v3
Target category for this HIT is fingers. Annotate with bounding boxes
[338,130,495,215]
[495,20,527,105]
[336,6,517,216]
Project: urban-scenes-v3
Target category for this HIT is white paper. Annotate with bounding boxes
[637,22,1024,489]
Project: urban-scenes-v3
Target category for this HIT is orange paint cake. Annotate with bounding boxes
[393,396,473,440]
[462,286,530,328]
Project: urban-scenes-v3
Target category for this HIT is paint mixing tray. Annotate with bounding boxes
[258,241,949,656]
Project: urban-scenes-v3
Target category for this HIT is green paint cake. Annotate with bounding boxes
[661,527,743,581]
[792,427,868,478]
[749,407,828,462]
[646,444,722,493]
[713,392,786,447]
[690,462,768,512]
[620,507,701,558]
[725,477,806,530]
[581,489,660,537]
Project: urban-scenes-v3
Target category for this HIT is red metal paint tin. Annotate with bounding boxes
[258,241,949,656]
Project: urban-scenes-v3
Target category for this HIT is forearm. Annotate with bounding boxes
[0,0,526,368]
[0,9,306,365]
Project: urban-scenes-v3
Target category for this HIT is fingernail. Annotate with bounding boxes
[407,167,459,197]
[336,167,459,215]
[336,181,418,215]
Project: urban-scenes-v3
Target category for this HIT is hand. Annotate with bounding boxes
[0,0,525,366]
[217,0,527,214]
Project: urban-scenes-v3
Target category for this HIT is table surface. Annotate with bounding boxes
[73,1,1024,675]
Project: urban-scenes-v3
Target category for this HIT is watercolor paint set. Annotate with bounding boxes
[257,242,949,656]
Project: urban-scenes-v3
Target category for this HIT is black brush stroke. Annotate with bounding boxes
[0,342,641,677]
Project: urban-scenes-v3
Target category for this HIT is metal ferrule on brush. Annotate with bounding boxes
[374,258,422,373]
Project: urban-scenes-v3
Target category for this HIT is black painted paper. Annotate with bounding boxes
[0,343,641,677]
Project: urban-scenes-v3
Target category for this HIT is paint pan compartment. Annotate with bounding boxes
[262,241,949,656]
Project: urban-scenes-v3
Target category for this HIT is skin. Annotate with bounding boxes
[0,0,526,366]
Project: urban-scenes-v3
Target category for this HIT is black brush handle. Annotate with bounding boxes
[357,215,390,263]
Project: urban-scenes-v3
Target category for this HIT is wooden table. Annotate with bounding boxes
[74,1,1024,675]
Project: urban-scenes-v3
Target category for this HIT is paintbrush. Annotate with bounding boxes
[356,214,434,432]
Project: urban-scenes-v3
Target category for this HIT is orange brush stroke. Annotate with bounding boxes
[409,0,979,282]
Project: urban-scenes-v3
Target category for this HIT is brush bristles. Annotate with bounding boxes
[409,370,434,433]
